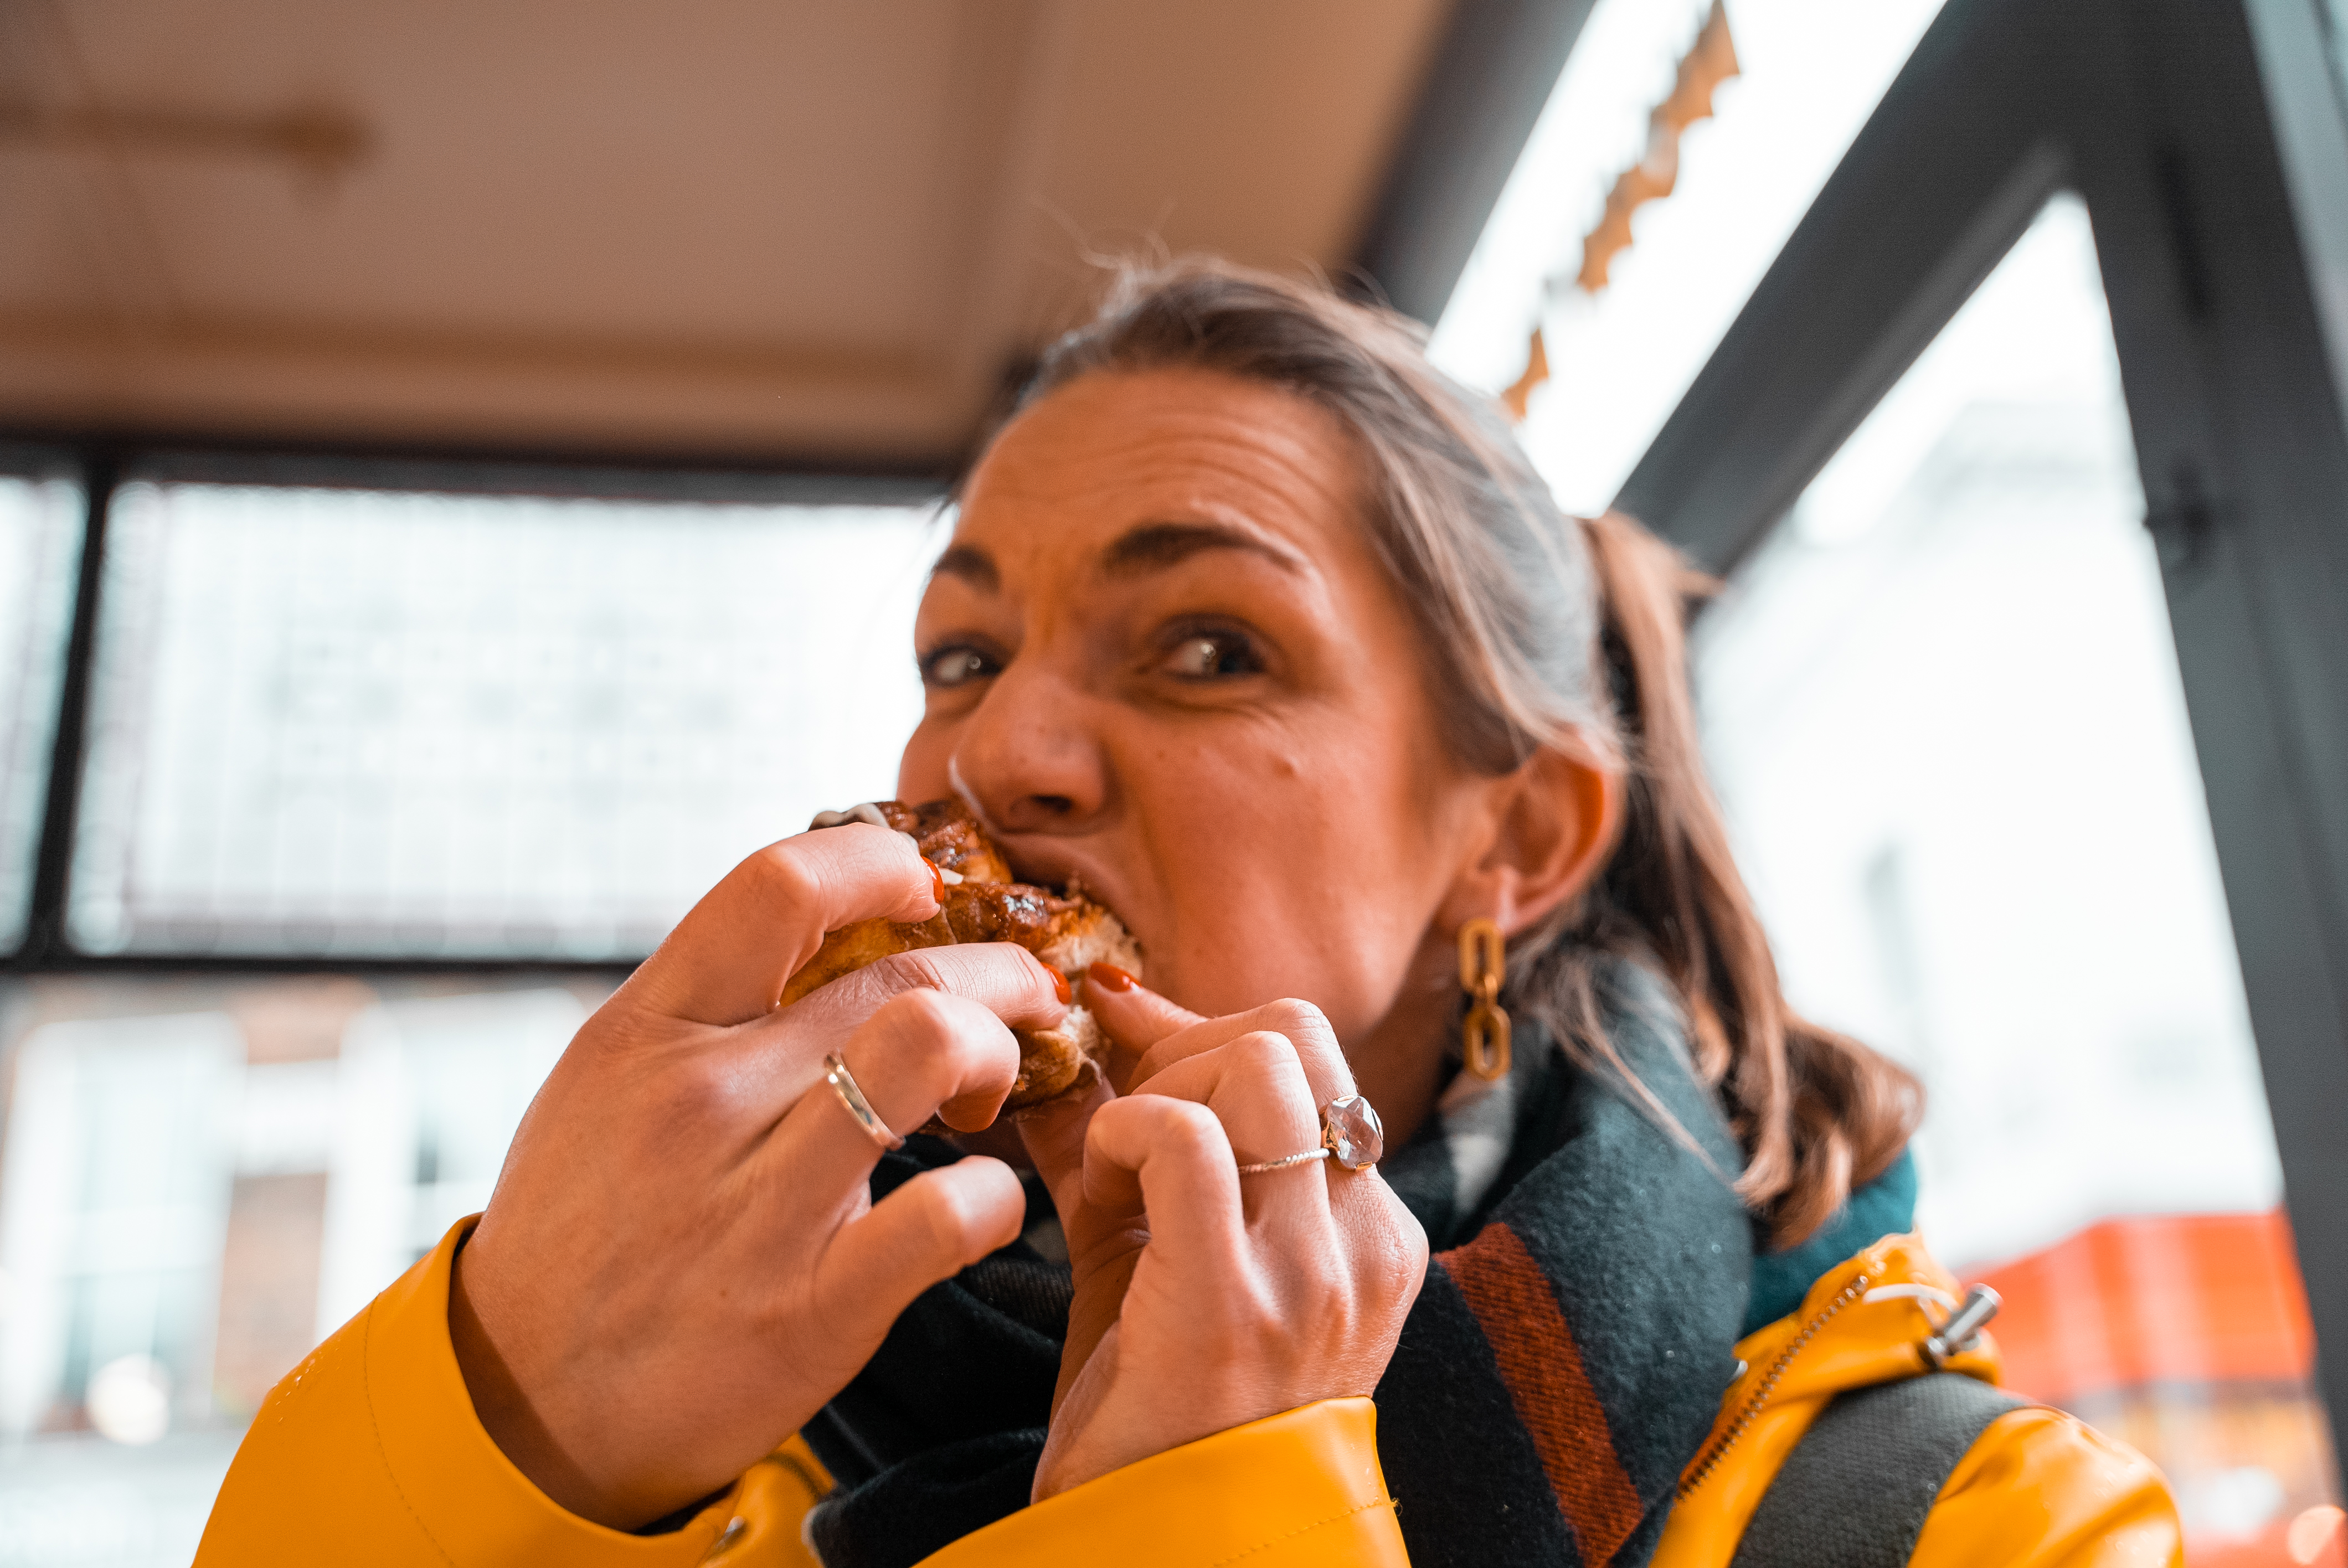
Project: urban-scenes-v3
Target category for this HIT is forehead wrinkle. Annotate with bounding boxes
[1080,422,1359,519]
[956,374,1367,612]
[1099,519,1307,582]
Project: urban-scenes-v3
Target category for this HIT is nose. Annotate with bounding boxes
[949,660,1110,837]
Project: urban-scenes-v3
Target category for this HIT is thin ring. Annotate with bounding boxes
[823,1053,904,1152]
[1235,1147,1331,1175]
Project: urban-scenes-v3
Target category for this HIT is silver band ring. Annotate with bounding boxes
[1236,1147,1331,1175]
[823,1053,904,1152]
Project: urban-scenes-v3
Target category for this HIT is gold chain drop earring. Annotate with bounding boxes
[1458,917,1511,1081]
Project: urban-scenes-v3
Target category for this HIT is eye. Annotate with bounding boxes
[1163,630,1264,680]
[921,645,997,689]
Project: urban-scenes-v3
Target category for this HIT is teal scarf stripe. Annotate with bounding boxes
[1741,1147,1920,1339]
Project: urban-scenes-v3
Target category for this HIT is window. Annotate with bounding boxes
[68,483,938,959]
[1694,197,2278,1266]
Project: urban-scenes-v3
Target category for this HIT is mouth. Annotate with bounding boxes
[935,767,1150,953]
[1001,839,1127,924]
[982,835,1157,973]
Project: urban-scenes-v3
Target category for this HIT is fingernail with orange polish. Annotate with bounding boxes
[923,857,946,905]
[1051,968,1072,1006]
[1087,961,1137,993]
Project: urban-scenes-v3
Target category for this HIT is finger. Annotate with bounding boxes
[784,941,1068,1059]
[1016,1071,1136,1421]
[763,988,1022,1190]
[1081,1095,1249,1274]
[1082,966,1204,1090]
[628,823,940,1025]
[1130,1031,1331,1228]
[814,1156,1026,1342]
[674,944,1065,1141]
[1128,997,1358,1108]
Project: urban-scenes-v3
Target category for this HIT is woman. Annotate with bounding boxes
[198,262,2179,1566]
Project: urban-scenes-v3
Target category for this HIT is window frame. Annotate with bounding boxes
[2,442,944,978]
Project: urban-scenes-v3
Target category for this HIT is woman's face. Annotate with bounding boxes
[898,367,1501,1059]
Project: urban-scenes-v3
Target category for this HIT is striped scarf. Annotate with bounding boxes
[803,956,1754,1568]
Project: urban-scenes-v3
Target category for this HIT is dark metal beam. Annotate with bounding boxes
[1349,0,1599,324]
[2089,0,2348,1467]
[20,455,113,966]
[0,424,954,504]
[3,951,640,978]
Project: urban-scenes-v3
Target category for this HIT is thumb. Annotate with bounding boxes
[1017,1065,1114,1223]
[815,1157,1024,1345]
[1083,963,1204,1091]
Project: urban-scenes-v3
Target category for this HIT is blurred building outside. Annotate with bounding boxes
[0,976,611,1564]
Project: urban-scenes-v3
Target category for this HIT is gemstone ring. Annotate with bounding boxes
[1235,1093,1384,1175]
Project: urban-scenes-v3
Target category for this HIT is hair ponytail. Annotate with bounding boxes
[1571,513,1920,1244]
[1012,257,1923,1249]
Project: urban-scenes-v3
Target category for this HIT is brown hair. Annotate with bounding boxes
[1000,258,1920,1246]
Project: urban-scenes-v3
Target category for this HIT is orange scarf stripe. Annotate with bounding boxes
[1441,1221,1645,1565]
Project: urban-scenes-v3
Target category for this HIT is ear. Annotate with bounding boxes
[1436,746,1622,938]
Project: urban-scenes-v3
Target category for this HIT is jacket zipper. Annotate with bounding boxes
[1676,1273,1872,1499]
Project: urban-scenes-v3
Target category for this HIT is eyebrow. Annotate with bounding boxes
[1100,520,1306,580]
[930,544,998,592]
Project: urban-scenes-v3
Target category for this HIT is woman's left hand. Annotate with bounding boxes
[1018,982,1428,1500]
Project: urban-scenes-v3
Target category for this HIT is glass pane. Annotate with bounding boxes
[1693,194,2336,1559]
[68,484,938,958]
[0,973,614,1561]
[0,476,84,951]
[1431,0,1950,513]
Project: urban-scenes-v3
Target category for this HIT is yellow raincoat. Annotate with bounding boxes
[1656,1233,2182,1567]
[196,1221,2177,1565]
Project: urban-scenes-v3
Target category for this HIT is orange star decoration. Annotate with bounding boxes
[1501,1,1740,424]
[1501,327,1550,423]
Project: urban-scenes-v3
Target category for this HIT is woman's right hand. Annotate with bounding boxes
[447,823,1068,1530]
[1019,984,1428,1499]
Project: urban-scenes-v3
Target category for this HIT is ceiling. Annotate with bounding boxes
[0,0,1455,466]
